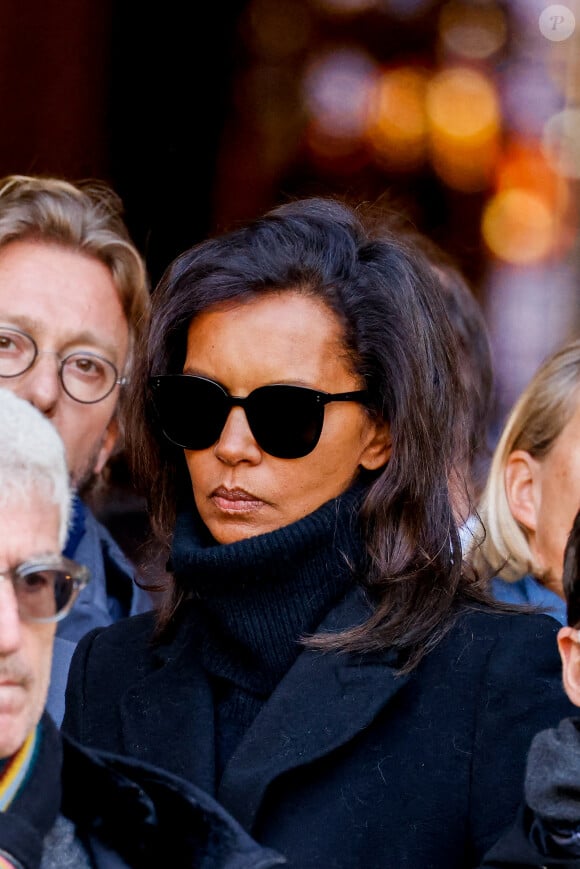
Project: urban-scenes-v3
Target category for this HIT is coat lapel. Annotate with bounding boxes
[119,611,217,795]
[218,591,410,830]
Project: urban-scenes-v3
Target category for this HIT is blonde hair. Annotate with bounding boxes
[470,338,580,580]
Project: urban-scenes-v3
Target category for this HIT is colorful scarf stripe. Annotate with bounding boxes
[0,727,39,811]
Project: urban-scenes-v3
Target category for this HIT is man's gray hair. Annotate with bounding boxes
[0,389,71,547]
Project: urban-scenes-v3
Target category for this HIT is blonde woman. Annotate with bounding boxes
[470,338,580,624]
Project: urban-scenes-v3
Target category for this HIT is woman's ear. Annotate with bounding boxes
[504,449,540,535]
[558,627,580,707]
[360,420,392,471]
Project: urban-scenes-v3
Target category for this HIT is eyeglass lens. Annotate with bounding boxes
[11,566,82,622]
[0,327,119,403]
[151,376,326,459]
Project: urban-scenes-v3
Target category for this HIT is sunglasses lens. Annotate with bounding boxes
[248,386,323,459]
[153,376,228,450]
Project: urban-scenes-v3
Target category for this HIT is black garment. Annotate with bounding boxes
[1,713,282,869]
[0,716,62,869]
[481,718,580,868]
[63,495,576,869]
[170,489,363,777]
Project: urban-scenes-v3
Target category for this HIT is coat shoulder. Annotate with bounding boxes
[443,606,561,655]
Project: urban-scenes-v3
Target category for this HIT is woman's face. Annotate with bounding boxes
[182,292,390,543]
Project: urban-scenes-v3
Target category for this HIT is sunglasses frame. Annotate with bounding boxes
[149,374,369,459]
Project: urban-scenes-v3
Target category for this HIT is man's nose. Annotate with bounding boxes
[0,580,22,654]
[16,353,61,416]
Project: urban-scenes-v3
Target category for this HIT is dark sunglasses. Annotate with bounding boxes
[149,374,369,459]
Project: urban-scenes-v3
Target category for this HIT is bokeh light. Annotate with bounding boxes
[496,139,569,211]
[543,108,580,179]
[303,47,377,162]
[481,189,556,265]
[500,61,564,139]
[438,1,507,60]
[426,67,501,191]
[366,67,429,171]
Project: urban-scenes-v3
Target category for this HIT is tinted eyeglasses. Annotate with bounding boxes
[0,555,89,623]
[0,326,125,404]
[150,374,369,459]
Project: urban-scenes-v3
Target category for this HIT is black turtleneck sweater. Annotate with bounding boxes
[170,487,367,779]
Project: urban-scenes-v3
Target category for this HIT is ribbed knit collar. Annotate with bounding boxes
[170,486,367,693]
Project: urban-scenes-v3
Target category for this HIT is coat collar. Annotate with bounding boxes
[119,612,217,793]
[118,590,409,829]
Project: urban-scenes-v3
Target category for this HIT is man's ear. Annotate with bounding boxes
[360,420,392,471]
[504,449,540,535]
[558,626,580,707]
[93,416,119,476]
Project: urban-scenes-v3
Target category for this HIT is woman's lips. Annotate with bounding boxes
[211,487,265,513]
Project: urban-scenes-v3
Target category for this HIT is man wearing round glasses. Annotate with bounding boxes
[0,388,282,869]
[0,175,152,723]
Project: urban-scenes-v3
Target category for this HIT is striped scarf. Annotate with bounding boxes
[0,728,40,812]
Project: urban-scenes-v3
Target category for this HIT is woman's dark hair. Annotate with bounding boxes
[129,196,495,670]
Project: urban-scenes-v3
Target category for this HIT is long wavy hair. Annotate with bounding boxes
[128,197,498,671]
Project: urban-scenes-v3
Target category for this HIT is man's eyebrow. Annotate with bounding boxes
[0,314,119,363]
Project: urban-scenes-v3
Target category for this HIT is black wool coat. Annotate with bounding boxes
[63,591,575,869]
[480,804,580,868]
[0,714,282,869]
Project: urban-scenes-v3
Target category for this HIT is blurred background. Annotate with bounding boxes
[1,0,579,430]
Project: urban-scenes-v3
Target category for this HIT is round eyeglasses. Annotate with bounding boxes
[0,327,126,404]
[0,555,89,623]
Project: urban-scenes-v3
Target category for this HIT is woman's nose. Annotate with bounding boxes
[213,407,262,465]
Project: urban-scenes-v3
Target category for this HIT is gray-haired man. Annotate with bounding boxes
[0,388,283,869]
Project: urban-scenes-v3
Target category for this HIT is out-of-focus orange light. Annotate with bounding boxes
[426,67,501,191]
[438,1,507,60]
[426,68,499,141]
[496,140,570,213]
[482,190,556,265]
[366,67,429,171]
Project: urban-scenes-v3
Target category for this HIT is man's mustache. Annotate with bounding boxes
[0,659,31,686]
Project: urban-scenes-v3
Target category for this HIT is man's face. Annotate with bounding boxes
[0,500,60,758]
[0,240,130,487]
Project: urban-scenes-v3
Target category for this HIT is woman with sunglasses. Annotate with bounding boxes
[63,198,573,868]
